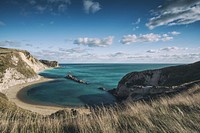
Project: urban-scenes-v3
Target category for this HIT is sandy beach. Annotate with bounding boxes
[3,77,90,115]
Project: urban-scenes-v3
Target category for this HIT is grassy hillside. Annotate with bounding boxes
[0,83,199,133]
[118,61,200,89]
[0,47,36,79]
[161,61,200,86]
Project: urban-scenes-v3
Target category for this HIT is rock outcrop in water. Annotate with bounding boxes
[0,47,58,92]
[39,60,59,67]
[98,87,106,91]
[110,61,200,100]
[65,74,88,85]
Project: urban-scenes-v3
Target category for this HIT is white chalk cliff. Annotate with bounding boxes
[0,47,49,92]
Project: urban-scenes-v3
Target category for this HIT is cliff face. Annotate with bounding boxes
[0,47,48,92]
[39,60,59,67]
[115,61,200,100]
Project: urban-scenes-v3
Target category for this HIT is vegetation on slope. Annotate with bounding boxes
[39,60,59,67]
[161,61,200,86]
[118,61,200,88]
[0,47,36,80]
[0,83,199,133]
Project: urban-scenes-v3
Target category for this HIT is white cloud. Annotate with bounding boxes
[47,0,71,4]
[127,55,151,59]
[160,53,200,62]
[30,0,71,14]
[32,49,93,63]
[120,33,174,44]
[169,31,181,35]
[132,18,141,31]
[32,47,199,63]
[146,50,158,53]
[146,0,200,29]
[29,0,36,5]
[25,44,33,47]
[161,46,179,51]
[35,5,47,13]
[132,18,141,25]
[83,0,101,14]
[147,46,188,53]
[133,26,139,31]
[74,36,114,47]
[59,47,89,53]
[0,40,21,47]
[49,21,54,25]
[109,52,129,58]
[58,4,69,12]
[0,21,6,26]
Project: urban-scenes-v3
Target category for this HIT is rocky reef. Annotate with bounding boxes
[110,61,200,101]
[65,74,88,84]
[98,87,106,91]
[39,60,59,67]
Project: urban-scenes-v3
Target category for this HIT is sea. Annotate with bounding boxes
[22,64,177,107]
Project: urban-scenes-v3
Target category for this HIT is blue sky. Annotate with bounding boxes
[0,0,200,63]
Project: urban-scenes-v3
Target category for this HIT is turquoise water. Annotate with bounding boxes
[25,64,177,107]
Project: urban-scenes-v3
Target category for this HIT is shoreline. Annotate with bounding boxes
[4,76,90,115]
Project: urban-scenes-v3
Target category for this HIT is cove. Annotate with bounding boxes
[18,64,177,107]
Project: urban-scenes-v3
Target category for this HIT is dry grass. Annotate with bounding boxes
[0,84,200,133]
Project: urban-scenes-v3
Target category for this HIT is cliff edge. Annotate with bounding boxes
[0,47,51,92]
[39,60,59,67]
[113,61,200,100]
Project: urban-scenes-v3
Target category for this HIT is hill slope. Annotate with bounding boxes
[0,47,47,92]
[0,48,199,132]
[0,82,199,133]
[114,61,200,99]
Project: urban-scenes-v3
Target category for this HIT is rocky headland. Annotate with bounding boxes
[0,47,57,92]
[109,61,200,101]
[39,60,59,68]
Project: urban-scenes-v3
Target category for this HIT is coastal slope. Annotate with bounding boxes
[114,61,200,100]
[0,47,57,92]
[0,48,199,132]
[1,81,199,133]
[39,60,59,67]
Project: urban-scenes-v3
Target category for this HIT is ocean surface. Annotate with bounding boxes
[23,64,177,107]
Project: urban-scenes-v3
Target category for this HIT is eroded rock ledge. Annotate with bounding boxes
[109,61,200,101]
[39,60,59,68]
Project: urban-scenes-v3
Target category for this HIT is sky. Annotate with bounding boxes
[0,0,200,63]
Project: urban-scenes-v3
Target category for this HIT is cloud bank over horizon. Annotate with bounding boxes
[30,46,200,63]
